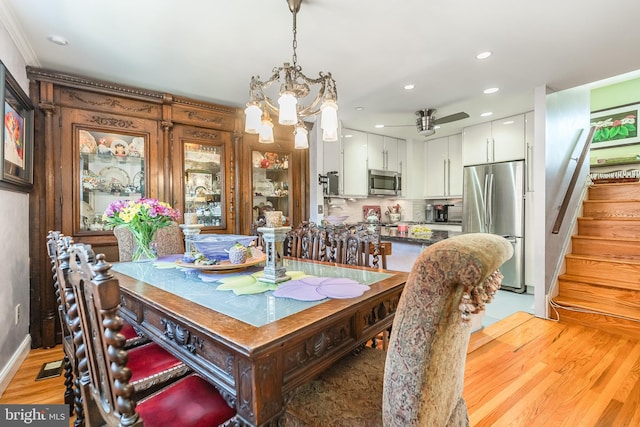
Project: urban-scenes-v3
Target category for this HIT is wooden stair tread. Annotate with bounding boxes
[565,253,640,265]
[559,273,640,290]
[579,216,640,221]
[552,295,640,322]
[572,235,640,243]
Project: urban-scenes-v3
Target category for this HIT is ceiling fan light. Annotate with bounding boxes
[294,125,309,149]
[278,92,298,125]
[244,103,263,134]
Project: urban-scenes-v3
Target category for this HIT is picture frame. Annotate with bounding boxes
[590,104,640,149]
[1,61,34,189]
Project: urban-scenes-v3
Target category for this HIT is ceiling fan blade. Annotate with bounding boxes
[433,112,469,125]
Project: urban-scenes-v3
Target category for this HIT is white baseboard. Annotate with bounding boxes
[0,335,32,398]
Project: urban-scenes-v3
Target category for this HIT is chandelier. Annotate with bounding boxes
[244,0,338,149]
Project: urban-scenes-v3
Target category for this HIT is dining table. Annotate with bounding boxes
[110,255,408,427]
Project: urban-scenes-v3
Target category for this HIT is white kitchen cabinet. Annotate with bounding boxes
[367,133,385,170]
[462,114,525,165]
[368,133,402,172]
[342,129,368,197]
[424,134,462,198]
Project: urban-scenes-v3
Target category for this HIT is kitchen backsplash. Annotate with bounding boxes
[325,198,425,223]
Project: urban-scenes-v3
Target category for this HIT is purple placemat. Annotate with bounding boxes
[273,277,369,301]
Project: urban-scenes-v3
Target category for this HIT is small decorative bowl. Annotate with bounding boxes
[191,234,257,261]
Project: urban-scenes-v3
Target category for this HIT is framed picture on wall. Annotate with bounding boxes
[1,61,34,189]
[590,104,639,149]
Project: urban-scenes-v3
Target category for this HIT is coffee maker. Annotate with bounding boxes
[434,204,448,222]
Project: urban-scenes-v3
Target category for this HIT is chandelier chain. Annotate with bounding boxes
[292,9,298,66]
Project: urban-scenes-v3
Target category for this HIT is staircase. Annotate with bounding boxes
[552,181,640,340]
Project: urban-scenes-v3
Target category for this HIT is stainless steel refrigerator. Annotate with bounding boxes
[462,160,525,292]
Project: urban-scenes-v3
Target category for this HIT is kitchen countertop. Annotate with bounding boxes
[380,228,462,245]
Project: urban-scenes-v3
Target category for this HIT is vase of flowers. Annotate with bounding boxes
[103,198,181,262]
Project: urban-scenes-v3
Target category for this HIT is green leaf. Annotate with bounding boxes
[619,126,629,137]
[609,127,619,138]
[217,275,258,289]
[231,282,278,295]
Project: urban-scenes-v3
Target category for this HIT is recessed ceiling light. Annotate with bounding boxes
[502,120,515,125]
[343,134,353,138]
[355,106,364,111]
[375,124,385,128]
[480,112,493,117]
[483,87,499,94]
[404,84,415,90]
[47,35,69,46]
[434,125,441,130]
[476,51,492,60]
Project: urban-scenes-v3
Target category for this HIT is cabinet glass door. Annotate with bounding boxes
[79,129,145,232]
[184,143,224,227]
[252,150,290,226]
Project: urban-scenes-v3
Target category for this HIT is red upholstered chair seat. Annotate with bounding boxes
[126,342,190,391]
[137,374,237,427]
[120,321,149,348]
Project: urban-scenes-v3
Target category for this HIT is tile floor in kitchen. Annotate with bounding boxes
[482,290,535,327]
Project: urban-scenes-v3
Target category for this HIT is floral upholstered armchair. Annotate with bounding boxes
[281,233,513,426]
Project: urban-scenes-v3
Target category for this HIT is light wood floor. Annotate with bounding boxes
[2,312,639,426]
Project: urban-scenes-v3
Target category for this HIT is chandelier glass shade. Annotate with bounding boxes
[244,0,338,148]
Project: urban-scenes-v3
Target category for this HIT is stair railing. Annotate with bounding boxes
[552,126,596,234]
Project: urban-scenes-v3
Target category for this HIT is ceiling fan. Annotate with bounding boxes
[386,109,470,136]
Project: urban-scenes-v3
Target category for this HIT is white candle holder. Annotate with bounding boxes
[179,223,205,258]
[257,226,291,283]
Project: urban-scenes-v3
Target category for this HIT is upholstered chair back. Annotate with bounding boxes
[281,233,512,426]
[383,233,513,426]
[114,221,184,261]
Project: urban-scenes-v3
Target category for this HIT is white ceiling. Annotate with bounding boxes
[2,0,640,141]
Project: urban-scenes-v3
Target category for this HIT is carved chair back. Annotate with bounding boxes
[67,244,143,427]
[46,231,77,411]
[285,221,329,261]
[327,224,384,268]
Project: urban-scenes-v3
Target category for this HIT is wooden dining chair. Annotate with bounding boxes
[327,223,385,269]
[280,233,513,426]
[48,231,152,417]
[113,221,184,261]
[59,240,193,425]
[66,245,237,427]
[284,221,329,261]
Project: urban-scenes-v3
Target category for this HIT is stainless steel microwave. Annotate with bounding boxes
[368,169,401,196]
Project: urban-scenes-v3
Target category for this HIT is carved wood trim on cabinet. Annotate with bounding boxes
[26,68,245,347]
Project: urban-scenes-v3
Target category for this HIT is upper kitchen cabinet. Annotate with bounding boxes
[424,134,462,198]
[367,133,405,173]
[462,114,525,165]
[341,129,369,197]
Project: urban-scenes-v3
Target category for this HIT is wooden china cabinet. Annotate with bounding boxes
[27,68,239,348]
[237,123,310,235]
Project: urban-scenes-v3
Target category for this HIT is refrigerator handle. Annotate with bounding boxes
[487,173,494,228]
